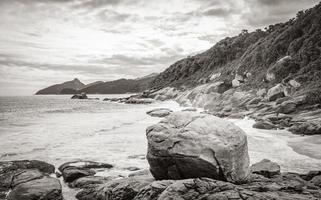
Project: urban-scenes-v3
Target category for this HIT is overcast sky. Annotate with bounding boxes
[0,0,319,95]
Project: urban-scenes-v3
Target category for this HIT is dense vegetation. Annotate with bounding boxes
[151,2,321,98]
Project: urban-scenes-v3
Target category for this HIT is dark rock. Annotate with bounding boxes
[71,176,116,188]
[58,161,113,172]
[253,121,277,130]
[71,92,88,99]
[182,107,197,112]
[11,169,44,187]
[76,176,154,200]
[250,159,281,178]
[124,167,141,171]
[300,171,321,181]
[7,176,62,200]
[146,108,173,117]
[58,161,113,183]
[289,121,321,135]
[146,111,250,183]
[62,168,96,183]
[248,97,263,105]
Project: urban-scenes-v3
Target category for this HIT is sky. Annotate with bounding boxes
[0,0,319,95]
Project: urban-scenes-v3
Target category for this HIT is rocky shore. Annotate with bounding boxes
[1,111,320,200]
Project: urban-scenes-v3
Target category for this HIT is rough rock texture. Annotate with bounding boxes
[146,111,250,183]
[58,161,113,183]
[250,159,281,178]
[7,176,62,200]
[0,160,61,200]
[146,108,173,117]
[76,176,154,200]
[289,121,321,135]
[76,172,321,200]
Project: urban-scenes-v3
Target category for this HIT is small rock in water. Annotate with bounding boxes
[71,92,88,99]
[146,108,173,117]
[253,120,277,130]
[250,159,281,178]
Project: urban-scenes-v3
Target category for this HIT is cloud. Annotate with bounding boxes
[0,0,320,95]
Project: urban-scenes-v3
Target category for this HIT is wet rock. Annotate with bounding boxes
[7,176,62,200]
[128,169,152,178]
[146,108,173,117]
[266,84,285,101]
[11,169,44,187]
[71,92,88,99]
[146,111,250,182]
[71,176,116,188]
[250,159,281,178]
[124,167,141,171]
[58,161,113,183]
[76,176,154,200]
[62,168,96,183]
[289,121,321,135]
[253,121,277,130]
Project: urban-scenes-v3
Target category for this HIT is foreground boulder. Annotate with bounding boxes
[58,161,113,183]
[0,160,61,200]
[250,159,281,178]
[146,111,250,182]
[146,108,173,117]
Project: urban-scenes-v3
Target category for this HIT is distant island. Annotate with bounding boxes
[35,73,158,95]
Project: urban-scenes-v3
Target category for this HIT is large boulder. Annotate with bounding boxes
[146,111,250,183]
[146,108,173,118]
[250,159,281,178]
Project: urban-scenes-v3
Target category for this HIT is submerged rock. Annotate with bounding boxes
[146,108,173,117]
[250,159,281,178]
[146,111,250,182]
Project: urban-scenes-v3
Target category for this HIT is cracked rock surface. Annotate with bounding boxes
[146,111,250,182]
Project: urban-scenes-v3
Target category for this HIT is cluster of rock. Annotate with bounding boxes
[143,64,321,135]
[0,160,62,200]
[73,112,321,200]
[103,96,155,104]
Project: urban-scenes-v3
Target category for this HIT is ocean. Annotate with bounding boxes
[1,95,321,181]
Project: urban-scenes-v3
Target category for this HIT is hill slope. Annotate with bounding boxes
[150,2,321,97]
[80,75,156,94]
[36,78,85,95]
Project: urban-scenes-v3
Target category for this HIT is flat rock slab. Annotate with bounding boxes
[58,161,113,183]
[7,176,62,200]
[146,108,173,117]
